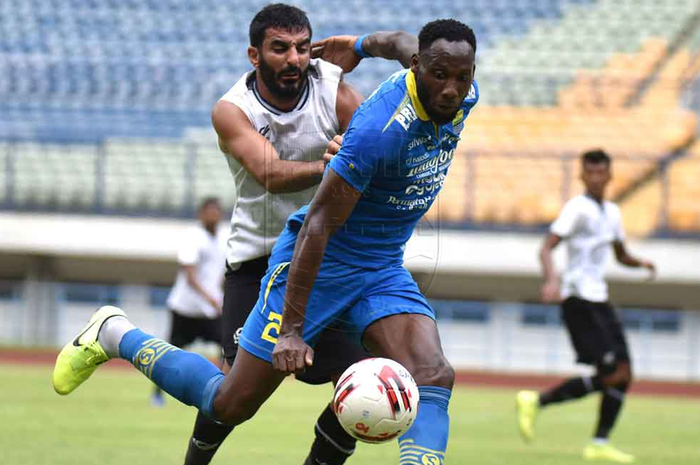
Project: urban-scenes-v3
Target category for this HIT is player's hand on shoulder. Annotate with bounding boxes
[312,35,362,73]
[540,279,561,304]
[323,134,343,164]
[272,333,315,374]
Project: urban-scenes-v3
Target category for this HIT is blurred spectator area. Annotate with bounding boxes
[1,0,700,234]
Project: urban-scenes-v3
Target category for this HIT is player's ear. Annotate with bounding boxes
[410,54,419,73]
[248,46,260,68]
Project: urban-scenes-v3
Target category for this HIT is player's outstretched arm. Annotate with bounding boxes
[272,170,362,373]
[212,100,325,194]
[539,233,563,303]
[312,31,417,73]
[613,241,656,280]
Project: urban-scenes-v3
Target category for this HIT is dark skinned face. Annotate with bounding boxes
[581,161,612,200]
[251,27,311,101]
[411,38,475,125]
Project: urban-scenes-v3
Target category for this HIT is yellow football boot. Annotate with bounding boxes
[52,305,126,395]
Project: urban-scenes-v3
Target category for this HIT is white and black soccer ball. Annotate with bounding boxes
[332,357,419,444]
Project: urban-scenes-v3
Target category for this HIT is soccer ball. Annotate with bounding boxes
[332,357,419,444]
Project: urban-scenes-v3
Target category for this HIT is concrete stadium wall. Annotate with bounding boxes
[1,212,699,307]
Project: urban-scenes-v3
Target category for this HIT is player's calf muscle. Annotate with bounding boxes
[212,391,259,425]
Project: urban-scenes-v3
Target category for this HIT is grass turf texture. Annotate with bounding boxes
[2,363,699,465]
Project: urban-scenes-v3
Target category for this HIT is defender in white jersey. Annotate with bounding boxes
[516,150,656,464]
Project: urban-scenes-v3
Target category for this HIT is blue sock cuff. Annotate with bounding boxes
[201,373,225,419]
[118,328,151,361]
[418,386,452,411]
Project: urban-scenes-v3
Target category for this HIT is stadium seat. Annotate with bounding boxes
[1,0,699,231]
[667,142,700,232]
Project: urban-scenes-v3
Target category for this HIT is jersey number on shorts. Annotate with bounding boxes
[261,311,283,344]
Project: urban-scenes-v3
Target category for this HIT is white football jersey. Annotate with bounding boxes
[219,59,342,268]
[166,224,227,318]
[551,194,626,302]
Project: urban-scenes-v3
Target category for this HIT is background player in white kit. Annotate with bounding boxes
[183,5,420,465]
[516,150,656,464]
[151,197,226,407]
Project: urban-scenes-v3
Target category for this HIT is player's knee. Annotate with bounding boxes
[600,363,631,387]
[411,356,454,389]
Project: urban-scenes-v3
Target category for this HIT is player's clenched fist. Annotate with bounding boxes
[272,333,314,373]
[322,134,343,164]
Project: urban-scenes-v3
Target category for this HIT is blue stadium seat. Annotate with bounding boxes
[1,0,598,141]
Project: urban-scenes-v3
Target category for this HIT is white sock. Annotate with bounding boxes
[593,438,609,446]
[98,316,135,358]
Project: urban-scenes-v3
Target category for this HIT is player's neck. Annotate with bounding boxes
[255,76,305,112]
[585,191,605,204]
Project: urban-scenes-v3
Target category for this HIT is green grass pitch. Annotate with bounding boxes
[2,364,699,465]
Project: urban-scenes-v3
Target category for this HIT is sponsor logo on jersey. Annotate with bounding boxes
[406,149,455,177]
[407,136,431,151]
[404,172,446,196]
[383,96,418,132]
[395,103,418,131]
[387,195,433,210]
[405,151,432,166]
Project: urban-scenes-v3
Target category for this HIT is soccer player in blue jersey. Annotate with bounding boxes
[53,19,477,464]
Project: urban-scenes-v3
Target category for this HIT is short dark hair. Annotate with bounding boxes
[198,196,221,211]
[581,149,611,167]
[249,3,312,48]
[418,19,476,53]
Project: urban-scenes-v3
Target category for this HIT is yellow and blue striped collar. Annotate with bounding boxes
[405,70,430,122]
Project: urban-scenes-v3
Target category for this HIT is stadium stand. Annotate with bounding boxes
[1,0,700,233]
[667,141,700,232]
[0,143,6,206]
[458,0,700,229]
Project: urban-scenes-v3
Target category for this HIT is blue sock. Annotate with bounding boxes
[119,329,224,418]
[399,386,451,465]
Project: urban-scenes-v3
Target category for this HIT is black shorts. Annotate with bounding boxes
[562,297,630,373]
[168,310,222,349]
[222,256,368,384]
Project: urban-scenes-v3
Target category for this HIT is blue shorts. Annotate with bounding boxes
[239,261,435,364]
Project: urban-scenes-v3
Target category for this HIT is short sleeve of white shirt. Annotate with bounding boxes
[176,229,201,266]
[611,204,626,242]
[550,199,580,238]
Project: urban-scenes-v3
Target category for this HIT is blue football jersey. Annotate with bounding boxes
[282,69,479,269]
